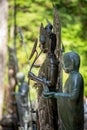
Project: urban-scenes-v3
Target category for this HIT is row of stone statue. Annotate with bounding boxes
[2,14,84,130]
[28,21,84,130]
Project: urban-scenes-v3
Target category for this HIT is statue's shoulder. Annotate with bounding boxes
[78,72,84,85]
[72,71,84,86]
[76,72,83,80]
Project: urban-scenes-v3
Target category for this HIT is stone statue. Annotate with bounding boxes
[16,72,29,127]
[7,46,18,114]
[16,72,37,130]
[43,52,84,130]
[28,22,58,130]
[0,47,19,130]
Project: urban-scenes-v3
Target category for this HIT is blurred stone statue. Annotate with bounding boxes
[0,47,19,130]
[7,46,18,114]
[43,52,84,130]
[16,72,29,128]
[16,72,37,130]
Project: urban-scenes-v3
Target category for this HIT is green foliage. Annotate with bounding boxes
[8,0,87,96]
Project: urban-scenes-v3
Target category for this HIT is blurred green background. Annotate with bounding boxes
[8,0,87,97]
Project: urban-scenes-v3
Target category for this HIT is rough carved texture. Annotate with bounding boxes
[28,20,59,130]
[37,55,58,130]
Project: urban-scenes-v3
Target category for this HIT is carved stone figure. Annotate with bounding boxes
[6,46,18,114]
[16,72,29,127]
[0,47,19,130]
[28,22,58,130]
[10,72,37,130]
[43,52,84,130]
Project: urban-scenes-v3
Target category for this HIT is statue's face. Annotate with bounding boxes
[63,55,73,73]
[39,23,52,53]
[39,34,49,53]
[63,52,80,73]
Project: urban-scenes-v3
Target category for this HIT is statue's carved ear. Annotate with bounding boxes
[29,38,38,60]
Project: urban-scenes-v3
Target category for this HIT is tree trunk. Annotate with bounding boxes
[0,0,8,119]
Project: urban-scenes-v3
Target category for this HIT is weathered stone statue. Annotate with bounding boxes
[43,52,84,130]
[7,46,18,114]
[0,46,19,130]
[16,72,38,130]
[28,22,58,130]
[16,72,29,128]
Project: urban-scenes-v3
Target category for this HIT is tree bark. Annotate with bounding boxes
[0,0,8,119]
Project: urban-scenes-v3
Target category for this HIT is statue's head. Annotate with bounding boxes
[16,72,25,83]
[39,22,56,53]
[63,52,80,73]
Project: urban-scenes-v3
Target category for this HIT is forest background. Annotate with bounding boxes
[8,0,87,100]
